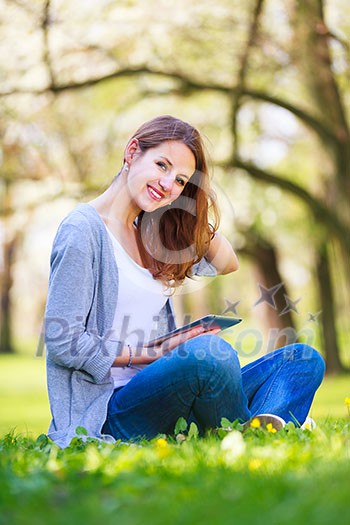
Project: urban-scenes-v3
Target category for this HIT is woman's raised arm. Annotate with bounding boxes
[205,232,239,275]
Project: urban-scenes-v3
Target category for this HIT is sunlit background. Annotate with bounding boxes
[1,0,350,435]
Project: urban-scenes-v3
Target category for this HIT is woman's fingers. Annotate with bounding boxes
[197,326,221,336]
[159,325,221,353]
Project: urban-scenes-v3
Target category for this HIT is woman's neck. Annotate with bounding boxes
[89,178,140,231]
[89,180,146,266]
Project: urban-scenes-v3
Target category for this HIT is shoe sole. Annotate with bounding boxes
[242,413,286,432]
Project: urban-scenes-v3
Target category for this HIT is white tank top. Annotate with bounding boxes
[105,226,169,388]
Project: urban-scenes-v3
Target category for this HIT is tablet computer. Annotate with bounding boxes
[145,315,242,346]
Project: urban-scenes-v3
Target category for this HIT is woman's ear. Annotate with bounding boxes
[124,138,140,164]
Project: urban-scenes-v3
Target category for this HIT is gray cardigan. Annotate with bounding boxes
[45,203,216,448]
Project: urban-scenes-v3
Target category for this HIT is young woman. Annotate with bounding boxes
[44,115,325,448]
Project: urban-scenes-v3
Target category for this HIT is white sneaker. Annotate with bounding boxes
[243,413,286,432]
[301,416,316,430]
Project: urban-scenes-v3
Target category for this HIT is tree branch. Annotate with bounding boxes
[0,64,337,145]
[231,0,265,151]
[41,0,55,86]
[242,88,338,145]
[232,157,350,250]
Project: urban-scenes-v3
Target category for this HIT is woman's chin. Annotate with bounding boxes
[139,199,168,213]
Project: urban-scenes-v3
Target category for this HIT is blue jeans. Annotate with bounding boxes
[102,335,325,440]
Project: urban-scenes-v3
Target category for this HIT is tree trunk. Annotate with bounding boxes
[240,232,296,350]
[0,235,16,354]
[293,0,350,262]
[294,0,350,199]
[316,242,345,374]
[292,0,350,370]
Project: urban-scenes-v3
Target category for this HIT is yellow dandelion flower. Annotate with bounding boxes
[155,438,168,448]
[266,423,277,433]
[250,418,261,429]
[155,437,170,459]
[248,458,263,471]
[345,397,350,416]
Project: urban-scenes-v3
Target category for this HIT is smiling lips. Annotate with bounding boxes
[147,184,166,202]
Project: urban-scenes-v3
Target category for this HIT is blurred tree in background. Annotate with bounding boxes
[0,0,349,373]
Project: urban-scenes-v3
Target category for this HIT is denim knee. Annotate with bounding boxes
[308,347,326,384]
[175,334,241,382]
[285,343,326,384]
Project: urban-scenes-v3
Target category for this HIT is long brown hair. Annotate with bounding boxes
[128,115,220,286]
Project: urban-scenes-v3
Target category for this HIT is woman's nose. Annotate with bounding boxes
[158,176,173,192]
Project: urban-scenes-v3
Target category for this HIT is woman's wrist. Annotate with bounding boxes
[113,344,135,367]
[112,344,159,367]
[126,344,133,367]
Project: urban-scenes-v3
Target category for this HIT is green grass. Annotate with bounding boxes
[1,353,350,525]
[1,420,350,525]
[0,354,50,437]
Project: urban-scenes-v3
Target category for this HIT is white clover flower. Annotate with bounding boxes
[221,431,246,462]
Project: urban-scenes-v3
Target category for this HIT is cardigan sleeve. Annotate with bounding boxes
[44,221,120,384]
[191,257,217,277]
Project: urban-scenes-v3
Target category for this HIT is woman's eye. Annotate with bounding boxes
[176,177,185,187]
[156,161,167,171]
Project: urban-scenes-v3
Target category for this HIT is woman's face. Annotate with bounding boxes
[125,140,196,212]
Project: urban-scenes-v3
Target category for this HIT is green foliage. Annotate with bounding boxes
[187,422,199,439]
[174,418,199,440]
[174,417,187,435]
[75,426,88,436]
[217,417,244,438]
[1,420,350,525]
